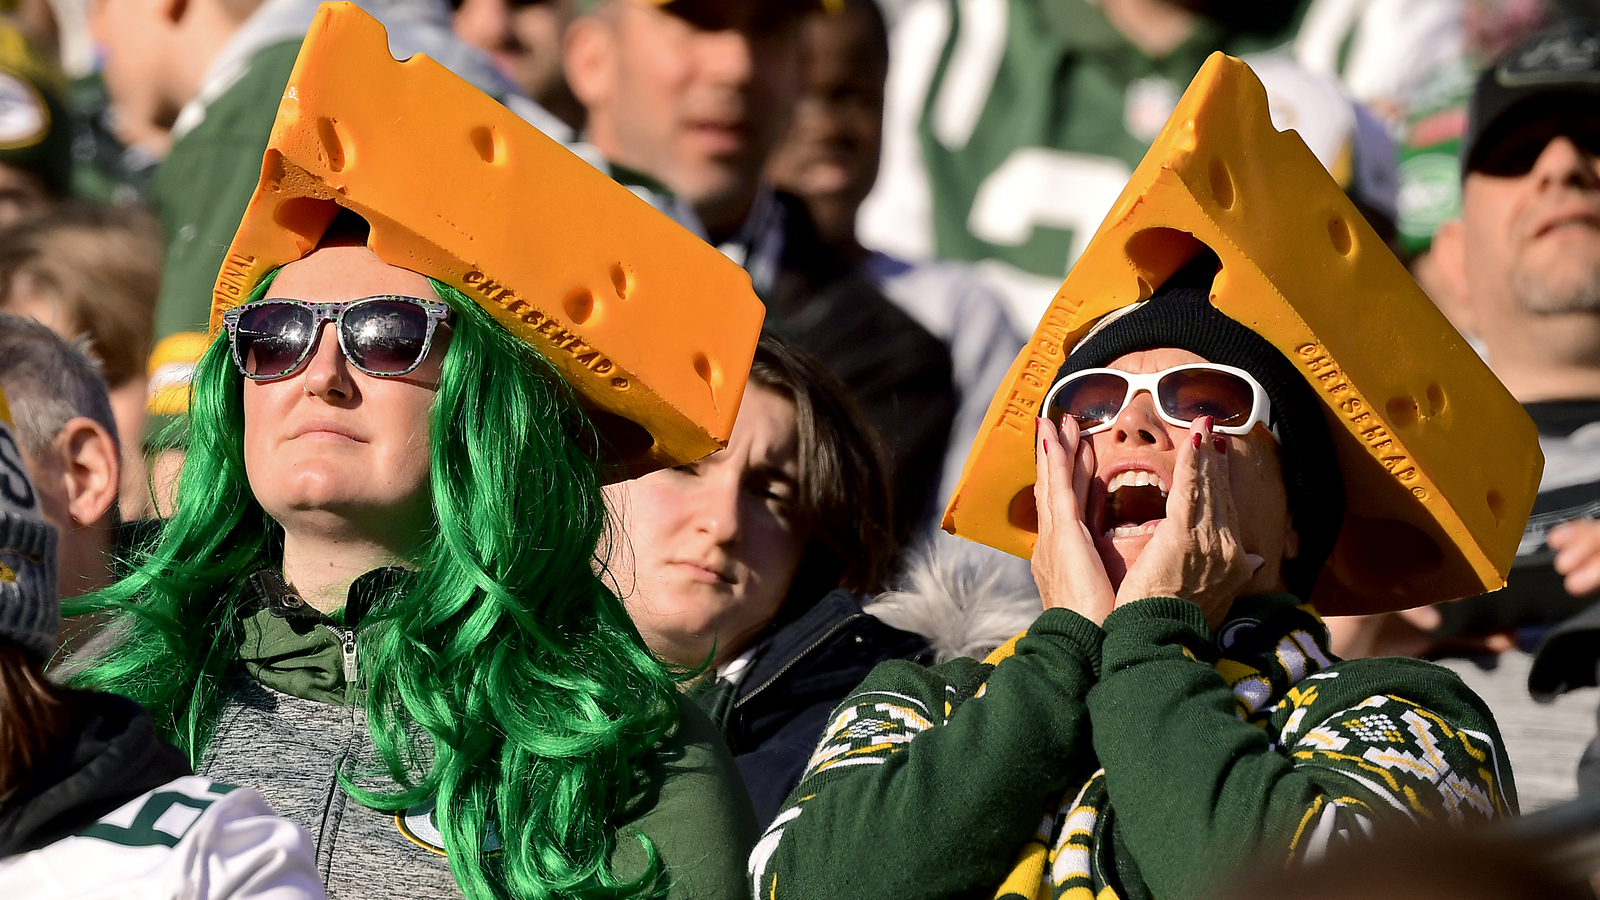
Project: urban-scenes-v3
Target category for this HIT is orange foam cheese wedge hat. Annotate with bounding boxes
[944,53,1543,616]
[211,1,765,480]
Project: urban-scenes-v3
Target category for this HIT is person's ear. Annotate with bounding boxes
[1426,218,1476,337]
[563,15,616,109]
[54,417,119,528]
[1282,524,1299,561]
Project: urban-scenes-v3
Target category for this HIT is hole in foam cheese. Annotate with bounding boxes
[943,53,1543,616]
[209,2,765,482]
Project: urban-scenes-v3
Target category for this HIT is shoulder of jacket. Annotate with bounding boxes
[1285,655,1502,732]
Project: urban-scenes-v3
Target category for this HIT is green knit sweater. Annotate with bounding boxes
[751,594,1516,900]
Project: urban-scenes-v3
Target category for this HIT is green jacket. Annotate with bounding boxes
[752,594,1516,900]
[152,40,302,346]
[200,569,758,900]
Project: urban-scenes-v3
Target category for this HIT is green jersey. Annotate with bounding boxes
[859,0,1307,326]
[152,40,303,348]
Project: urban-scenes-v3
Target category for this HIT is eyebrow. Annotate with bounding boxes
[747,462,799,488]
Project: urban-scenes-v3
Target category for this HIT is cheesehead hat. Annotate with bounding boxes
[943,53,1543,616]
[214,2,765,479]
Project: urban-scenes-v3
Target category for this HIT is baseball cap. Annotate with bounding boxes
[1463,17,1600,176]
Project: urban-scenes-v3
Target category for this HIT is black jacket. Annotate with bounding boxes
[0,691,191,855]
[764,192,957,543]
[698,590,933,828]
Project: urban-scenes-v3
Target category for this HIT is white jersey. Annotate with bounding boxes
[1292,0,1464,121]
[0,776,326,900]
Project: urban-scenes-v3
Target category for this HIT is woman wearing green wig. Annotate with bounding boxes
[65,228,758,900]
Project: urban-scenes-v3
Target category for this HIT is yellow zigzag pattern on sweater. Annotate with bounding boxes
[793,603,1508,900]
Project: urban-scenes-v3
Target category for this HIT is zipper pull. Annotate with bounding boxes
[325,624,363,708]
[340,630,359,685]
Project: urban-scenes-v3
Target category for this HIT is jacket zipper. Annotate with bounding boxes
[326,624,363,713]
[734,613,865,710]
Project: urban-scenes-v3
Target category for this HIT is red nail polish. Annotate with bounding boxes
[1043,438,1050,455]
[1213,436,1227,454]
[1204,415,1214,430]
[1035,417,1042,433]
[1192,432,1202,449]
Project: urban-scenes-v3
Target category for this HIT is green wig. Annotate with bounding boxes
[67,275,681,900]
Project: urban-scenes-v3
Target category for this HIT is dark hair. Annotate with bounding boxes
[748,333,895,617]
[0,639,79,796]
[839,0,888,64]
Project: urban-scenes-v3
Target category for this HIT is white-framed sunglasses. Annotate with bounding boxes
[1040,363,1278,441]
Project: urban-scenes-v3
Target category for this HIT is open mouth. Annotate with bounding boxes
[1102,469,1169,539]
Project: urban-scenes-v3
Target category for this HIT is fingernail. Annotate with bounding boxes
[1035,417,1042,433]
[1192,432,1202,449]
[1213,437,1226,454]
[1043,438,1050,456]
[1204,415,1214,430]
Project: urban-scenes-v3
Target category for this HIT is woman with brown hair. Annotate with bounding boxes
[605,333,931,827]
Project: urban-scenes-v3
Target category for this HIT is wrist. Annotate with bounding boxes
[1101,597,1215,671]
[1019,607,1107,676]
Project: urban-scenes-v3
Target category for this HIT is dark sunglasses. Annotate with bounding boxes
[1041,363,1278,441]
[1472,111,1600,178]
[221,296,453,381]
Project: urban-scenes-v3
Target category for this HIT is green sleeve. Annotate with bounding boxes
[1088,597,1517,899]
[753,608,1104,900]
[151,40,303,342]
[612,696,760,900]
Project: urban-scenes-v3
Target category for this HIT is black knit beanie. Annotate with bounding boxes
[1055,252,1344,600]
[0,414,59,661]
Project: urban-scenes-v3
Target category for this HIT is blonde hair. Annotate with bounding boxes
[0,203,160,388]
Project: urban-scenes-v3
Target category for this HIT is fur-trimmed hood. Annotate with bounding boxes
[867,535,1043,663]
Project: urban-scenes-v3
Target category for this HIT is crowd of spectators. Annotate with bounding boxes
[0,0,1596,897]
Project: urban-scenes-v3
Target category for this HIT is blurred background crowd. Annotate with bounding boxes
[4,0,1600,894]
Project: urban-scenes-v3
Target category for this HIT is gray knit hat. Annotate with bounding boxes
[0,386,58,661]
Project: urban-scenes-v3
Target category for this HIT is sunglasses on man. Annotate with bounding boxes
[1470,106,1600,178]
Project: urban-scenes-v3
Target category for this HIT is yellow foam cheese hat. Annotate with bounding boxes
[944,54,1543,616]
[212,2,765,479]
